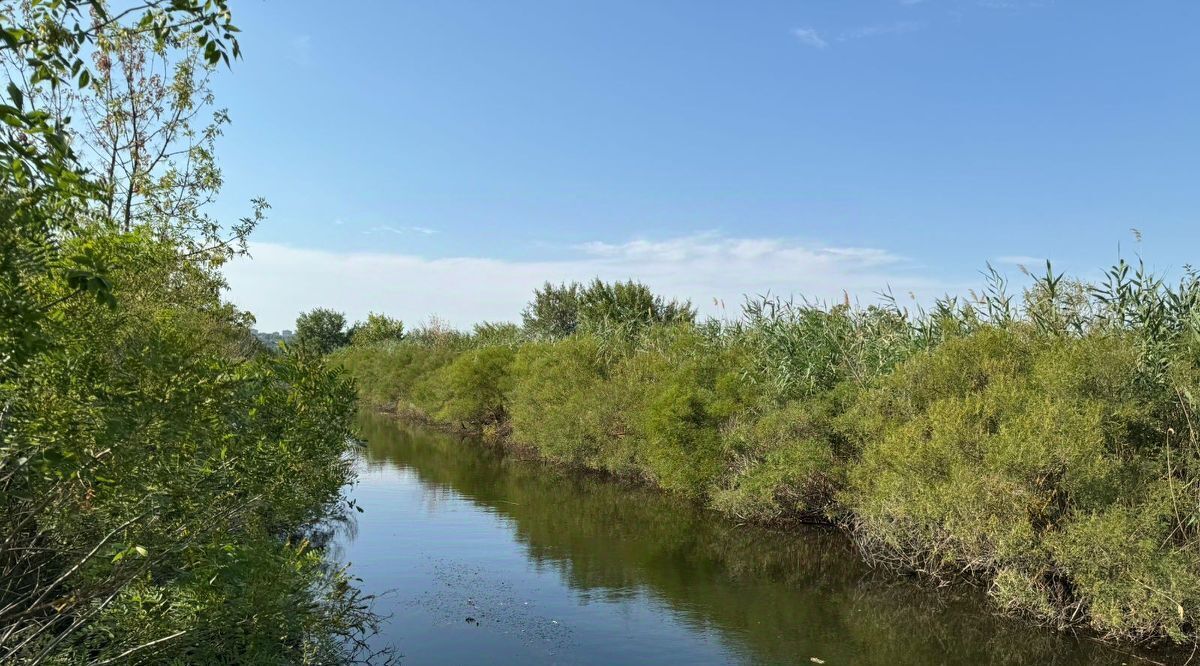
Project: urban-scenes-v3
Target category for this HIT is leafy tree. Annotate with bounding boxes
[350,312,405,345]
[521,280,694,340]
[578,278,695,333]
[295,307,350,354]
[522,281,581,339]
[0,3,239,238]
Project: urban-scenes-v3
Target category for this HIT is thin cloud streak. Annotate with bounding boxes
[364,225,438,236]
[794,21,925,51]
[792,27,828,49]
[838,20,926,42]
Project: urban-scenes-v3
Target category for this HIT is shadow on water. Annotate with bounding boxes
[347,412,1178,665]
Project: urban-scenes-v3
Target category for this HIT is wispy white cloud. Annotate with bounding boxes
[364,225,438,236]
[225,233,950,331]
[838,20,926,42]
[792,27,828,49]
[576,234,899,270]
[794,20,926,51]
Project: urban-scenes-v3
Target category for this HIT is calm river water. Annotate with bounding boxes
[337,412,1170,665]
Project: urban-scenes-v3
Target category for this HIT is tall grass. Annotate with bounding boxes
[333,254,1200,646]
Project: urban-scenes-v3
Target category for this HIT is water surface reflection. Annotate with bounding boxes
[342,412,1166,665]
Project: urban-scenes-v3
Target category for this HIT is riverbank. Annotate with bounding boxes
[345,410,1172,665]
[332,269,1200,651]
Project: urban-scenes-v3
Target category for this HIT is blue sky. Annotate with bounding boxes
[214,1,1200,330]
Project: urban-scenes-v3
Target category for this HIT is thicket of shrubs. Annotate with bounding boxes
[1,4,384,661]
[333,259,1200,645]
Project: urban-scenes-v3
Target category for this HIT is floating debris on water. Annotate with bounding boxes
[410,558,572,649]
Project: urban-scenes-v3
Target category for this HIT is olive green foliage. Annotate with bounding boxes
[472,321,525,346]
[350,312,405,346]
[848,329,1199,640]
[295,307,350,354]
[339,260,1200,646]
[508,336,613,465]
[434,345,517,427]
[578,278,696,336]
[522,281,581,339]
[520,279,695,342]
[713,384,856,523]
[617,327,755,496]
[332,339,462,414]
[1,4,380,663]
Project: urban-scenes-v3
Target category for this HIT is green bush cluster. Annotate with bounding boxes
[521,279,696,341]
[337,266,1200,646]
[332,337,464,416]
[0,5,383,661]
[846,329,1200,638]
[714,385,855,523]
[4,231,374,663]
[349,312,406,345]
[434,345,517,428]
[508,336,616,466]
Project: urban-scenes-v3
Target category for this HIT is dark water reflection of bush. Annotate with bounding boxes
[354,413,1174,666]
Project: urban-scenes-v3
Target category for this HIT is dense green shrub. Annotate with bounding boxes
[332,340,462,411]
[435,345,517,427]
[845,329,1196,639]
[1046,502,1199,641]
[633,359,726,495]
[0,4,382,660]
[713,384,857,523]
[509,336,615,465]
[4,231,372,663]
[349,312,405,345]
[613,328,755,496]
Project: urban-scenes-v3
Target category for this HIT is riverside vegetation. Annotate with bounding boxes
[333,268,1200,649]
[1,2,383,663]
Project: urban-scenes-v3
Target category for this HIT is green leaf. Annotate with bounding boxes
[7,82,22,110]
